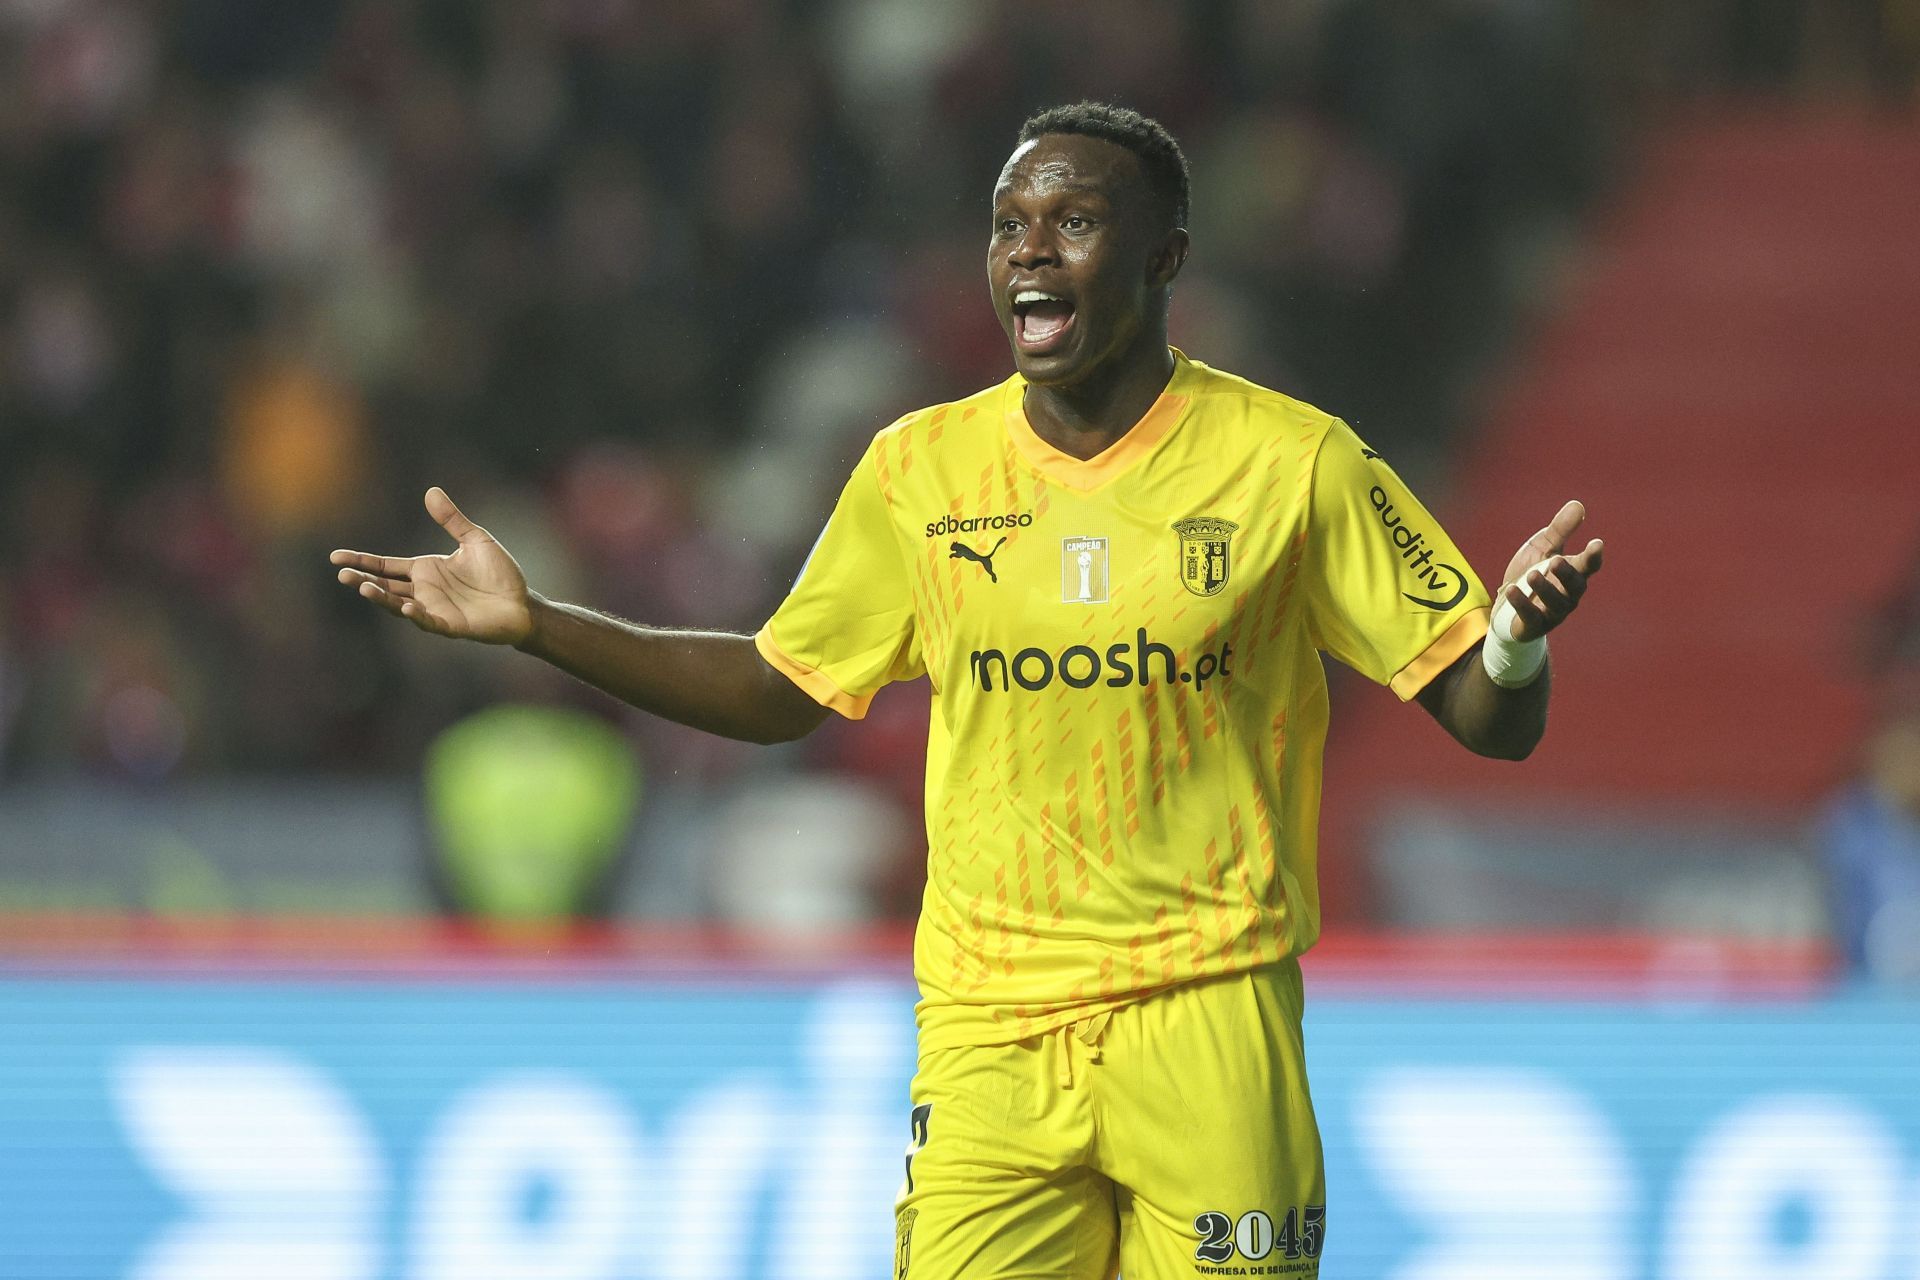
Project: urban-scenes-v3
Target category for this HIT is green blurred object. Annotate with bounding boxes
[423,705,642,921]
[144,836,235,916]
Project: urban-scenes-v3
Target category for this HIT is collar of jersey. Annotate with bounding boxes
[1003,348,1196,492]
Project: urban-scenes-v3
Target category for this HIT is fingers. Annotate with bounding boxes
[336,567,413,598]
[1521,563,1575,616]
[1497,507,1602,642]
[350,576,409,619]
[1521,500,1585,562]
[1567,537,1604,578]
[424,486,481,544]
[329,549,413,580]
[397,598,449,635]
[1502,550,1594,639]
[1545,500,1586,548]
[330,486,480,569]
[1500,581,1551,639]
[342,571,451,635]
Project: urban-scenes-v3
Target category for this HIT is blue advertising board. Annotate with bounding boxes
[1,976,1915,1279]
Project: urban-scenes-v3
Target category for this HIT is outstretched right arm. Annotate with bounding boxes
[516,602,829,744]
[331,487,829,745]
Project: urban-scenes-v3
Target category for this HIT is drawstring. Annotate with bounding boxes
[1077,1010,1111,1052]
[1054,1011,1112,1090]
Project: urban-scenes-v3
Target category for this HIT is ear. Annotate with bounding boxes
[1147,228,1190,291]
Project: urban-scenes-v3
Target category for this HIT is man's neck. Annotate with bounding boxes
[1023,339,1175,461]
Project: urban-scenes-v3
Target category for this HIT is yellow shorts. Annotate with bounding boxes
[895,962,1325,1280]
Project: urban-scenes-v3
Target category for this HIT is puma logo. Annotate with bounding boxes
[950,537,1007,583]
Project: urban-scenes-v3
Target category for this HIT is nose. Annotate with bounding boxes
[1007,222,1058,271]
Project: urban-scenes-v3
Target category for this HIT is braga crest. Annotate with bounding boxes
[1172,516,1238,597]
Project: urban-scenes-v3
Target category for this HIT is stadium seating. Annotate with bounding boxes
[1321,111,1920,922]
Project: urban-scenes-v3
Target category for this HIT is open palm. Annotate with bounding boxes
[330,488,533,645]
[1496,499,1605,642]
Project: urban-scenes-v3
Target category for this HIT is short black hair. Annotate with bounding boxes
[1017,102,1190,232]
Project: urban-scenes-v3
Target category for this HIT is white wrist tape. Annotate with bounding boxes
[1482,559,1551,688]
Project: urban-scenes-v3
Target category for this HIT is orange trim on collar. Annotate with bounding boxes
[1004,351,1196,492]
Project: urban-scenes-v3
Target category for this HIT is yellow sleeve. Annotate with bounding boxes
[1303,419,1491,700]
[755,439,923,719]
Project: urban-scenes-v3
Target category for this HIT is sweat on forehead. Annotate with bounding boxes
[995,135,1147,202]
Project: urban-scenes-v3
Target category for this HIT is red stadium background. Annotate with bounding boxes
[0,3,1917,1278]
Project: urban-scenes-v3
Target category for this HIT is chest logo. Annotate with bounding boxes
[950,537,1006,582]
[1061,536,1110,603]
[1172,516,1238,597]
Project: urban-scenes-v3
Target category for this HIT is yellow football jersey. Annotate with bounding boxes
[757,351,1490,1049]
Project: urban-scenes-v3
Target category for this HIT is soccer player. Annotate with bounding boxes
[332,103,1603,1279]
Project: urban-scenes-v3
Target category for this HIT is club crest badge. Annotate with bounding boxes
[1172,516,1238,597]
[895,1207,918,1279]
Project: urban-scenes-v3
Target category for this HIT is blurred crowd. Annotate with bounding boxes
[1821,542,1920,981]
[0,0,1911,923]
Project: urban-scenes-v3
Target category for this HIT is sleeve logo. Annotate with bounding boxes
[1172,516,1238,597]
[1368,485,1469,610]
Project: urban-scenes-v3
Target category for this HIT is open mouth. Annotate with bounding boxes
[1011,289,1076,353]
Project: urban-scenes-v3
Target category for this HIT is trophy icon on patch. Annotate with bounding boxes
[1062,537,1109,604]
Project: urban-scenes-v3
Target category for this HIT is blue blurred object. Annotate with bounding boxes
[0,974,1915,1280]
[1824,784,1920,974]
[1822,716,1920,981]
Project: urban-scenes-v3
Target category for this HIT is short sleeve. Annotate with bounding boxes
[1303,419,1492,700]
[755,439,923,719]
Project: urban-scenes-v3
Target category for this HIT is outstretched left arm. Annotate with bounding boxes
[1415,500,1605,760]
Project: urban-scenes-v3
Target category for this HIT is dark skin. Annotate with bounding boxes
[988,134,1601,758]
[1415,500,1604,760]
[331,132,1601,757]
[330,487,828,744]
[988,134,1189,457]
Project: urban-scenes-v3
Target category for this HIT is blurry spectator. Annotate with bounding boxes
[422,703,642,925]
[1827,541,1920,979]
[14,0,1898,928]
[1821,713,1920,980]
[1863,533,1920,711]
[705,773,912,933]
[221,336,369,538]
[0,1,1611,788]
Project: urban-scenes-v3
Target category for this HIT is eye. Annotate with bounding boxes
[996,218,1022,236]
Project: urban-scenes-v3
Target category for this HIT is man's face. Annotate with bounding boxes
[987,134,1179,388]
